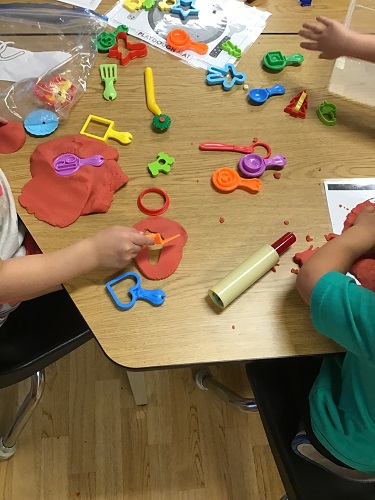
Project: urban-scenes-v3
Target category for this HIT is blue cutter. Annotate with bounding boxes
[206,63,246,91]
[106,271,166,311]
[170,0,199,20]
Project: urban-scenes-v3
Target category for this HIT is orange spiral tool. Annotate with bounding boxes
[212,168,262,193]
[167,29,208,55]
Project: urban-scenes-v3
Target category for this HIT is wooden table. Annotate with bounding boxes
[6,0,368,371]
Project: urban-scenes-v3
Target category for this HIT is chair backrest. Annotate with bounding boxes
[246,357,375,500]
[0,289,93,389]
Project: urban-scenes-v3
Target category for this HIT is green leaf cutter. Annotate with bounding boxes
[100,64,117,101]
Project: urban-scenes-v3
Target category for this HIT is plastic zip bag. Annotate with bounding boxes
[0,3,107,120]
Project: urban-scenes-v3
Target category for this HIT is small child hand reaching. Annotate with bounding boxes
[0,116,7,125]
[299,16,375,64]
[89,226,154,269]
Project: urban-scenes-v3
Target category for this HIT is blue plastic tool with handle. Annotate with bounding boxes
[106,271,165,310]
[248,84,285,105]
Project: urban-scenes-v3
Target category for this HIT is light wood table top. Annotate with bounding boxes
[5,0,370,369]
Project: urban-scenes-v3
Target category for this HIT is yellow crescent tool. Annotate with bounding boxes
[144,67,171,131]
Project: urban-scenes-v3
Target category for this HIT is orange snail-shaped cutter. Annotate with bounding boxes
[212,167,262,193]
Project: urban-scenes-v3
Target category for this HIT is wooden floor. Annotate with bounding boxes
[0,338,284,499]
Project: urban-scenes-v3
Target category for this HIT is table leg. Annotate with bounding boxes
[126,371,148,405]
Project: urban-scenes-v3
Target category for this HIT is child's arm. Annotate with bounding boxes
[296,206,375,304]
[0,117,7,125]
[299,16,375,63]
[0,226,153,302]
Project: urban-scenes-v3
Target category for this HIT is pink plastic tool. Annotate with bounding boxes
[53,153,104,176]
[199,137,271,159]
[238,153,286,178]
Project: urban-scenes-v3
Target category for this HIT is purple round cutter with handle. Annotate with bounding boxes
[53,154,105,176]
[238,153,286,178]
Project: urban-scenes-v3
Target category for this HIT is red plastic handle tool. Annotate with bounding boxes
[199,138,271,158]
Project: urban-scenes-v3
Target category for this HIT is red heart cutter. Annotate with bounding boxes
[108,32,148,66]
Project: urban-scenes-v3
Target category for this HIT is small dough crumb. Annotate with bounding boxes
[306,235,313,242]
[284,220,289,225]
[291,268,299,274]
[273,172,281,179]
[219,217,225,223]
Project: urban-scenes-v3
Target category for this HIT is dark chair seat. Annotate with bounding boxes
[246,356,375,500]
[0,288,93,459]
[0,289,92,389]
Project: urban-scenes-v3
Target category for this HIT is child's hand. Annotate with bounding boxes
[353,205,375,248]
[89,226,154,269]
[0,117,8,125]
[299,16,354,59]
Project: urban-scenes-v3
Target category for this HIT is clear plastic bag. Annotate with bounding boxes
[0,3,107,121]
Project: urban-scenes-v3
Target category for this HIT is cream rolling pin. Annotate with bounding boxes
[209,232,296,309]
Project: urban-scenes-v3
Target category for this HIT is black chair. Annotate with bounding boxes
[0,289,92,459]
[246,356,375,500]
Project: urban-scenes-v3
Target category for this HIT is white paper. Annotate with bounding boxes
[0,41,70,83]
[324,178,375,234]
[57,0,103,10]
[106,0,271,70]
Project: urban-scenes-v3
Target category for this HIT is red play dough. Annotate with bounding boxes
[293,245,319,267]
[19,135,128,227]
[342,200,375,292]
[133,216,188,280]
[0,122,26,154]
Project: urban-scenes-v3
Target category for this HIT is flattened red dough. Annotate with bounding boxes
[133,216,188,280]
[343,200,375,291]
[0,122,26,154]
[19,135,128,227]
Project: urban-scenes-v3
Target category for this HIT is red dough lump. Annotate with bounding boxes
[19,135,128,228]
[343,200,375,292]
[0,122,26,154]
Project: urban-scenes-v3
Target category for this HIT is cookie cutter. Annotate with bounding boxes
[106,271,165,310]
[137,187,170,216]
[96,25,129,52]
[317,101,337,126]
[170,0,199,20]
[108,32,148,66]
[80,115,132,145]
[148,152,175,177]
[206,63,246,91]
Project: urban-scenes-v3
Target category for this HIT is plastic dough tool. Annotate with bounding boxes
[24,110,59,137]
[238,154,286,178]
[53,154,104,176]
[144,67,171,131]
[212,167,262,193]
[263,51,304,71]
[248,85,285,105]
[106,271,165,310]
[199,137,271,159]
[166,29,208,55]
[99,64,117,101]
[147,232,180,245]
[80,115,132,145]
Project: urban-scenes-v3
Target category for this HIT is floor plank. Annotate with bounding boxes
[0,339,284,499]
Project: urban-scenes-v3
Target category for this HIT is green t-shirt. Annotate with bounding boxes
[310,271,375,473]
